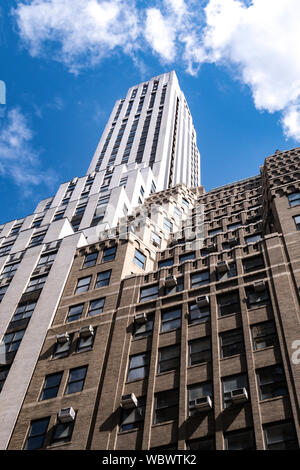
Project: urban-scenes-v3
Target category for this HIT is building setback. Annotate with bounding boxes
[7,147,300,450]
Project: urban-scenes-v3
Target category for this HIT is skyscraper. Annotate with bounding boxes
[0,71,201,449]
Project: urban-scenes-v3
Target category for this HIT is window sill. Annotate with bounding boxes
[125,377,148,385]
[220,352,245,361]
[259,395,287,404]
[152,420,176,428]
[253,345,277,353]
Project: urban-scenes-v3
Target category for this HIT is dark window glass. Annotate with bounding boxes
[179,252,195,263]
[75,276,91,294]
[220,329,244,358]
[189,337,211,366]
[25,417,50,450]
[65,366,87,395]
[187,437,215,450]
[88,298,105,316]
[161,307,181,332]
[246,285,269,308]
[127,353,150,382]
[245,233,262,244]
[243,256,265,273]
[133,315,154,339]
[164,277,184,296]
[140,284,159,302]
[251,321,278,350]
[83,252,98,268]
[218,291,241,317]
[51,418,75,444]
[12,301,36,323]
[222,374,248,408]
[102,246,117,262]
[293,215,300,230]
[134,249,146,269]
[158,258,174,268]
[264,422,298,450]
[190,271,209,288]
[77,331,95,352]
[188,303,210,325]
[257,365,288,400]
[216,262,237,281]
[95,270,111,288]
[154,389,178,424]
[0,367,9,392]
[40,372,63,400]
[158,344,180,373]
[67,304,84,323]
[26,275,48,292]
[120,398,145,432]
[53,335,73,358]
[225,429,255,450]
[288,192,300,207]
[3,329,25,353]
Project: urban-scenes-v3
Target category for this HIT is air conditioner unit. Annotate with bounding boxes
[253,280,266,292]
[58,407,76,423]
[206,243,216,252]
[216,261,229,273]
[79,325,94,337]
[196,296,209,308]
[152,240,160,248]
[231,388,248,403]
[165,275,177,288]
[190,396,212,411]
[120,393,138,409]
[56,333,70,344]
[134,313,147,324]
[228,236,238,247]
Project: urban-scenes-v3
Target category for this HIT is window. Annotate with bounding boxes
[186,437,215,450]
[53,334,73,358]
[222,374,248,408]
[174,207,181,218]
[140,284,159,302]
[67,304,84,323]
[190,270,209,288]
[245,233,262,244]
[95,270,111,288]
[31,217,43,228]
[75,276,91,294]
[26,274,48,292]
[120,398,145,432]
[288,192,300,207]
[0,262,20,279]
[51,416,75,444]
[102,246,116,262]
[83,252,98,268]
[220,329,244,358]
[256,365,287,400]
[243,255,265,273]
[224,429,255,450]
[0,367,9,392]
[161,307,181,332]
[75,204,87,216]
[11,301,36,323]
[188,382,213,417]
[246,285,269,308]
[228,222,242,231]
[88,298,105,317]
[0,285,8,302]
[154,389,178,424]
[293,215,300,230]
[164,276,184,296]
[25,417,50,450]
[134,249,146,269]
[0,243,13,257]
[28,232,46,247]
[251,321,278,350]
[189,337,211,366]
[179,252,195,263]
[208,227,222,236]
[264,422,298,450]
[77,330,95,352]
[40,372,63,400]
[218,291,241,317]
[163,218,173,233]
[158,258,174,268]
[127,352,150,382]
[182,198,189,208]
[37,252,56,267]
[10,224,22,236]
[151,232,161,247]
[188,303,210,325]
[133,314,154,339]
[53,210,65,221]
[65,366,87,394]
[3,329,25,354]
[216,262,237,281]
[158,344,180,374]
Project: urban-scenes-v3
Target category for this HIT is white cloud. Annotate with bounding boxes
[145,8,176,62]
[13,0,139,72]
[12,0,300,141]
[0,108,56,189]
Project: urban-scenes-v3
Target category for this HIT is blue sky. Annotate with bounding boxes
[1,0,300,224]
